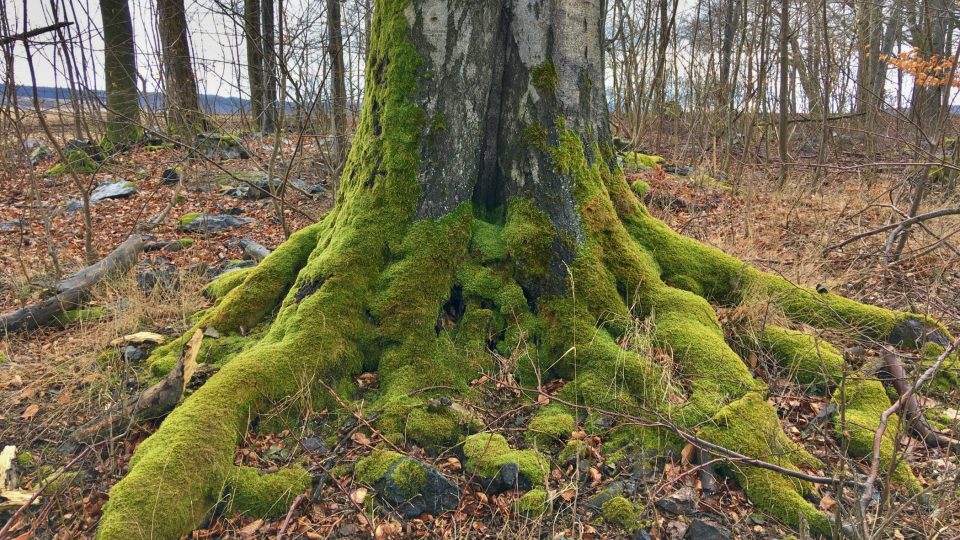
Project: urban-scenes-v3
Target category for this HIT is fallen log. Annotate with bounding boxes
[0,235,146,332]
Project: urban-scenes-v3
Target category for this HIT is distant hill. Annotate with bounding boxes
[2,85,253,114]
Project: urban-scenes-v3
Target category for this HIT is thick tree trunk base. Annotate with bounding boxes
[94,1,956,538]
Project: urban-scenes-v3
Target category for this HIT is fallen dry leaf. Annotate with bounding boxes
[21,404,39,421]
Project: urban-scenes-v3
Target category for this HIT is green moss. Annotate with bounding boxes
[58,306,108,325]
[530,59,558,95]
[600,496,639,530]
[700,392,830,536]
[16,451,35,469]
[502,198,560,282]
[390,459,428,498]
[41,470,84,495]
[621,152,665,169]
[528,407,574,447]
[226,466,310,517]
[521,123,549,152]
[179,212,201,227]
[144,143,174,151]
[405,408,459,448]
[832,379,920,492]
[46,150,99,175]
[469,219,508,263]
[755,325,844,390]
[463,433,547,486]
[631,180,650,197]
[178,237,195,248]
[515,488,549,516]
[355,450,404,484]
[919,342,959,394]
[204,267,252,299]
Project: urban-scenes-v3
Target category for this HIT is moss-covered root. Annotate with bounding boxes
[700,392,832,536]
[754,325,844,390]
[832,379,921,493]
[623,209,949,345]
[146,220,327,375]
[463,433,548,491]
[225,466,311,517]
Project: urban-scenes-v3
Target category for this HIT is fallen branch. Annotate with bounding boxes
[67,330,203,443]
[861,338,960,510]
[826,208,960,252]
[880,350,960,451]
[0,235,145,332]
[240,238,272,262]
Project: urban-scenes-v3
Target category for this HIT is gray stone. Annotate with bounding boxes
[655,486,698,515]
[194,133,250,161]
[585,481,624,511]
[179,213,255,233]
[0,219,26,232]
[64,199,83,212]
[476,462,534,494]
[889,317,950,347]
[90,180,138,204]
[123,345,147,362]
[29,145,53,165]
[161,167,181,185]
[376,458,460,518]
[683,518,730,540]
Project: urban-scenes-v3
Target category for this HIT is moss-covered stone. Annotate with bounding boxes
[600,496,639,530]
[46,150,100,175]
[355,450,405,485]
[515,488,549,516]
[528,407,575,447]
[621,152,665,169]
[225,466,311,517]
[463,433,547,487]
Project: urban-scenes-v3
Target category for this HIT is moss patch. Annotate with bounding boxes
[226,466,311,517]
[600,496,639,530]
[530,59,558,95]
[515,488,549,516]
[463,433,547,486]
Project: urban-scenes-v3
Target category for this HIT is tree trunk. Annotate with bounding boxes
[326,0,349,167]
[244,0,265,127]
[260,0,278,133]
[157,0,204,140]
[95,1,952,538]
[100,0,141,148]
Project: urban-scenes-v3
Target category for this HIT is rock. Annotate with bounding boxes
[585,481,624,511]
[377,458,460,518]
[63,139,104,161]
[480,462,531,494]
[160,167,182,185]
[90,180,139,204]
[136,262,180,293]
[655,486,698,515]
[301,437,326,452]
[223,177,282,200]
[29,145,53,165]
[194,133,250,161]
[123,345,146,362]
[0,219,26,232]
[633,531,653,540]
[889,317,950,347]
[179,213,255,233]
[22,138,44,149]
[683,517,730,540]
[664,164,691,176]
[64,199,83,212]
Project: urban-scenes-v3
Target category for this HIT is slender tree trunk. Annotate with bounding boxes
[261,0,278,133]
[326,0,348,168]
[777,0,790,187]
[244,0,264,128]
[100,0,141,147]
[157,0,204,140]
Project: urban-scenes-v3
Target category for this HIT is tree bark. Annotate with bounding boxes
[326,0,349,167]
[157,0,204,139]
[244,0,265,127]
[260,0,278,133]
[100,0,141,147]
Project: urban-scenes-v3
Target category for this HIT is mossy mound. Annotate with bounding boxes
[600,496,640,530]
[515,488,549,516]
[463,433,547,492]
[46,149,100,175]
[621,152,665,169]
[225,466,310,517]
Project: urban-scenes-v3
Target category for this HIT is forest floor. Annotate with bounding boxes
[0,132,958,539]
